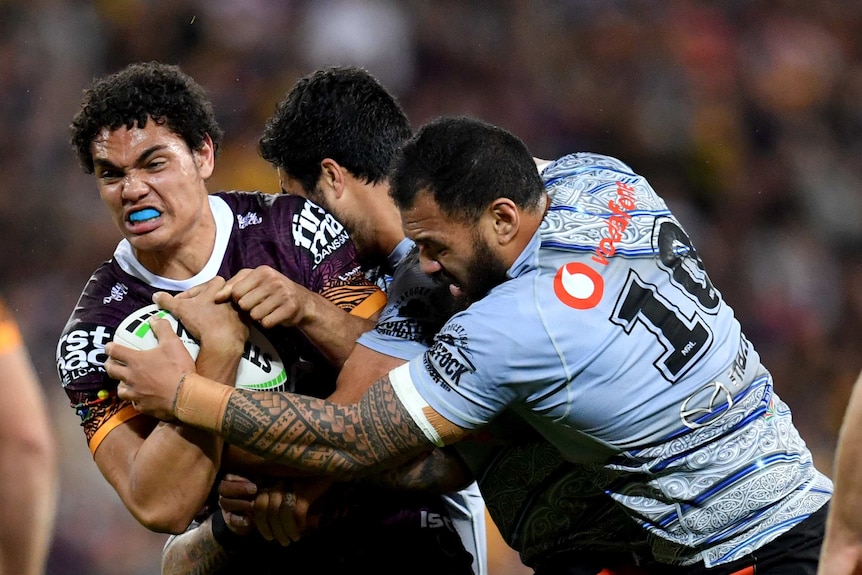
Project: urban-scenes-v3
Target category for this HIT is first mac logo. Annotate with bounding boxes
[56,322,114,385]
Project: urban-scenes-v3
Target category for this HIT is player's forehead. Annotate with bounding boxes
[401,191,467,246]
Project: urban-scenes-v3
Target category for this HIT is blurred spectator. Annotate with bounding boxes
[0,295,58,575]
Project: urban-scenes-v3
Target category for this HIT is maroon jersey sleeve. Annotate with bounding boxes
[284,194,385,316]
[218,192,386,318]
[55,262,164,454]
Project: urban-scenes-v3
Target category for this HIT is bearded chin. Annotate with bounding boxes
[457,240,509,309]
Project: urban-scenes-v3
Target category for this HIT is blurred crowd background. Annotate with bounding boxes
[3,1,862,573]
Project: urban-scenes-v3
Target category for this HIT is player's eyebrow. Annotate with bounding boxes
[93,145,167,171]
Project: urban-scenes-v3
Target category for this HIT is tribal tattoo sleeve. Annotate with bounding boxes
[219,375,435,477]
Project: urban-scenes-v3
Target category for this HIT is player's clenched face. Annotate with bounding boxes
[90,120,215,276]
[402,190,509,305]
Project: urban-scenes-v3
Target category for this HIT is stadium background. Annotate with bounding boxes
[2,1,862,573]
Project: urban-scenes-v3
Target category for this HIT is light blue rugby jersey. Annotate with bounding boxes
[363,238,652,568]
[357,238,445,360]
[400,152,832,567]
[355,238,489,575]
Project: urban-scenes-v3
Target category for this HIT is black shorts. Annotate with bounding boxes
[192,505,476,575]
[183,482,476,575]
[279,518,476,575]
[647,503,828,575]
[533,551,647,575]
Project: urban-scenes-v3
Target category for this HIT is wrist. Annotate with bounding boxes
[295,290,325,330]
[171,373,192,418]
[209,508,247,550]
[198,333,247,362]
[174,373,233,432]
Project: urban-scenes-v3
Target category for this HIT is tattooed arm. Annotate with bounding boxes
[369,447,474,493]
[107,317,469,477]
[212,374,435,475]
[162,514,231,575]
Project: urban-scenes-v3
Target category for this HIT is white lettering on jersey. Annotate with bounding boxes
[102,282,128,304]
[56,323,114,385]
[420,510,455,530]
[236,212,262,229]
[291,201,349,266]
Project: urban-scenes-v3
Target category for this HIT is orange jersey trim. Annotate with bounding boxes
[89,404,144,457]
[349,288,387,319]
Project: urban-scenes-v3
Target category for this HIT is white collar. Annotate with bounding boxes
[113,195,233,291]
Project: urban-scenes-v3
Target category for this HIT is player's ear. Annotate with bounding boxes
[319,158,346,199]
[195,134,216,179]
[489,198,519,245]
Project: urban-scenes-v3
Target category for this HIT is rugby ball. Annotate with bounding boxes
[113,303,288,391]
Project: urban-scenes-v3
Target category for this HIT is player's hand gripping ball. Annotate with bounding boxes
[113,303,287,391]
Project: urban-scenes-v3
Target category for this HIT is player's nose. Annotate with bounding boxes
[418,251,442,275]
[121,172,150,200]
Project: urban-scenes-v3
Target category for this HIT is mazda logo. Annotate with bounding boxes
[680,381,733,429]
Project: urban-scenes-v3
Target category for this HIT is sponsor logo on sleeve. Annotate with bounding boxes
[375,320,425,342]
[56,322,114,386]
[292,201,350,267]
[374,285,440,343]
[237,212,263,229]
[103,282,128,304]
[425,323,474,391]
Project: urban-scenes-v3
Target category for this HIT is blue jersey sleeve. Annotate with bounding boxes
[358,246,453,359]
[405,277,560,430]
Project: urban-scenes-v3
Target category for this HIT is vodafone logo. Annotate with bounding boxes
[553,262,604,309]
[552,180,638,310]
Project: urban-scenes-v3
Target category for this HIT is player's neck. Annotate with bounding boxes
[135,212,217,280]
[363,186,405,260]
[377,227,408,262]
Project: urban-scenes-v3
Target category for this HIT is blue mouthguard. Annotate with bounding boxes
[129,208,160,222]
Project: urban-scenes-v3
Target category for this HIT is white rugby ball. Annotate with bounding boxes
[113,303,287,391]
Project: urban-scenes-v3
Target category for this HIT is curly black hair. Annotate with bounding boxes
[70,61,223,174]
[258,66,412,194]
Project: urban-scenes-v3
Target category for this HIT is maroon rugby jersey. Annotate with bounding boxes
[56,192,471,571]
[56,191,384,455]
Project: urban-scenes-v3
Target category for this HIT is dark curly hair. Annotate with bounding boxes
[258,66,412,194]
[70,61,223,174]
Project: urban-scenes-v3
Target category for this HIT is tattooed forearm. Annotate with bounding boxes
[219,375,432,477]
[161,519,229,575]
[370,447,474,493]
